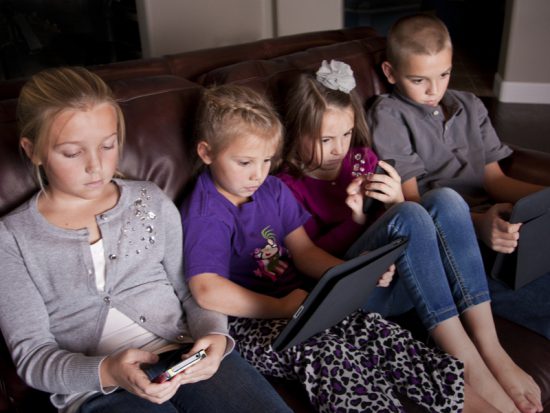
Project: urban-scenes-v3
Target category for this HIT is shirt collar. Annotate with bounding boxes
[392,89,463,119]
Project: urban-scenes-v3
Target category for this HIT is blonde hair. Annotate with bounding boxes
[281,71,371,177]
[386,14,452,69]
[17,66,125,188]
[194,84,283,173]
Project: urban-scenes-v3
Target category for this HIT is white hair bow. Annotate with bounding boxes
[316,60,356,93]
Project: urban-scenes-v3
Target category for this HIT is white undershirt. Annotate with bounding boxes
[90,239,177,355]
[62,242,181,413]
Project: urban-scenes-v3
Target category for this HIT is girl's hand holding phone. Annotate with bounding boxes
[100,335,228,403]
[363,160,404,207]
[176,334,227,385]
[100,348,183,404]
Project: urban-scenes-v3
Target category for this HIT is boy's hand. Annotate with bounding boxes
[478,203,521,253]
[364,160,404,207]
[377,264,395,287]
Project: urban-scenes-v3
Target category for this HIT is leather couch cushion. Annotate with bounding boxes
[111,75,203,204]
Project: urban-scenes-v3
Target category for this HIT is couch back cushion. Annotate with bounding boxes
[0,75,201,216]
[198,38,389,106]
[113,75,203,205]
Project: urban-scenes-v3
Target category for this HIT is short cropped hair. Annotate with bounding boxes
[386,14,452,68]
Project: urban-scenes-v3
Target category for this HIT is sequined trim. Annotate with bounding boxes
[122,187,157,256]
[351,152,367,177]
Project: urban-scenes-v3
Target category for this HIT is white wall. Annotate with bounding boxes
[494,0,550,103]
[136,0,273,57]
[274,0,343,36]
[136,0,343,58]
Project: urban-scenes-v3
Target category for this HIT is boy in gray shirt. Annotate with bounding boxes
[369,14,544,255]
[368,13,548,411]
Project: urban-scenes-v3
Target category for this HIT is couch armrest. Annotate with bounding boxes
[500,145,550,186]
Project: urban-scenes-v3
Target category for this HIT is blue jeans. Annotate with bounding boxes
[78,350,291,413]
[345,188,490,331]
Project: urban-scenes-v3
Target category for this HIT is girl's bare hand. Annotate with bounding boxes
[377,264,395,287]
[175,334,227,385]
[100,349,181,404]
[364,160,404,207]
[345,176,367,224]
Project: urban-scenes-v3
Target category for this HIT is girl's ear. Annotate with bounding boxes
[197,141,213,165]
[20,138,41,165]
[381,61,397,85]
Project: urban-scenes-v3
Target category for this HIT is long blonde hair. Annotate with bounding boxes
[17,66,125,188]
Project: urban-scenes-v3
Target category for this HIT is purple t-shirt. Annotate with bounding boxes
[278,147,379,257]
[181,170,310,297]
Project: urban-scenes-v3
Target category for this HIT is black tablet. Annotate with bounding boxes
[272,237,407,352]
[491,187,550,289]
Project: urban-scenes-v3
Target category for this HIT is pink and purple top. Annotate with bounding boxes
[278,147,379,257]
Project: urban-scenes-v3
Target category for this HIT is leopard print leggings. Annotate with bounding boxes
[230,311,464,413]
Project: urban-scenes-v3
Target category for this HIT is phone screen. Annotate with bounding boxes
[144,348,207,384]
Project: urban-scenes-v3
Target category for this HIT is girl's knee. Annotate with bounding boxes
[422,188,469,216]
[392,201,434,228]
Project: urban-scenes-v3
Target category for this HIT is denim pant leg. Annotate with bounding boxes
[79,390,178,413]
[346,200,459,330]
[79,351,291,413]
[346,188,490,331]
[170,350,291,413]
[420,188,491,313]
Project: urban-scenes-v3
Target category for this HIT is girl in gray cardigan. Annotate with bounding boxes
[0,67,290,413]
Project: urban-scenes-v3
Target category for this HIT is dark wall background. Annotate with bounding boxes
[0,0,141,80]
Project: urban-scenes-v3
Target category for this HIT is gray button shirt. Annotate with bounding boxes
[368,89,513,208]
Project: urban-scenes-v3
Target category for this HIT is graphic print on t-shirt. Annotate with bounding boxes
[252,226,287,281]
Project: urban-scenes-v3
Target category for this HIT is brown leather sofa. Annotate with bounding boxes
[0,27,549,413]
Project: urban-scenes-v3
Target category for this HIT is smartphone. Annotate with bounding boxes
[148,349,207,384]
[362,159,395,215]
